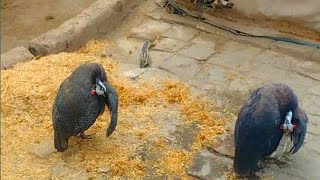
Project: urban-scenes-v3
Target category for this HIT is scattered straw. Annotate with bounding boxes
[159,149,192,176]
[1,40,234,179]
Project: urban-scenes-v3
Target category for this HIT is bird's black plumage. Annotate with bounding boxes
[233,83,308,176]
[52,63,118,152]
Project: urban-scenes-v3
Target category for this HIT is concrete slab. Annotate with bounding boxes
[187,150,233,180]
[207,41,261,72]
[159,54,201,82]
[148,50,174,68]
[154,38,191,52]
[179,38,216,61]
[162,24,199,42]
[129,19,172,41]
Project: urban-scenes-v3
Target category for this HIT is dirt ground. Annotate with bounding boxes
[1,0,320,180]
[175,0,320,42]
[1,0,96,53]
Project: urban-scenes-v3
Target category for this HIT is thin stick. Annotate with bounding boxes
[277,135,289,160]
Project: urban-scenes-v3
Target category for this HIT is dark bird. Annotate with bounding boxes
[233,83,308,176]
[52,63,118,152]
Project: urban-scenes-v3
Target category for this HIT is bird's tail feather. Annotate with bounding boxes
[104,83,119,137]
[289,107,308,154]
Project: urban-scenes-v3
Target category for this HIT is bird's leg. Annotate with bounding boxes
[78,132,96,139]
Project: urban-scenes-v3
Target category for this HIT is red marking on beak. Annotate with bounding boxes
[90,90,96,96]
[292,124,298,129]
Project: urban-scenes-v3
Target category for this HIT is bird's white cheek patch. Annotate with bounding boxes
[96,88,104,96]
[95,80,107,96]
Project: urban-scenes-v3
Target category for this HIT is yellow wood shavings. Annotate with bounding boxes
[1,40,233,179]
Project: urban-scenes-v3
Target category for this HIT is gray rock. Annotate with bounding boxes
[29,138,56,158]
[187,150,232,180]
[211,133,235,158]
[123,68,147,79]
[1,46,34,70]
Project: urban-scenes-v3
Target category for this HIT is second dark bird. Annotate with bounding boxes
[233,83,308,176]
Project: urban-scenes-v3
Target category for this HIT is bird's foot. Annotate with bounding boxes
[78,132,96,139]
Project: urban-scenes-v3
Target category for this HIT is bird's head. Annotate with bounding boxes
[279,107,308,154]
[90,77,107,97]
[280,111,297,135]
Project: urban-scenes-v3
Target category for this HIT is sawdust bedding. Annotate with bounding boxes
[1,40,236,179]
